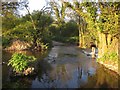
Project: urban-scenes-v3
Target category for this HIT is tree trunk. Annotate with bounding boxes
[98,32,108,58]
[78,24,85,48]
[98,31,118,58]
[79,25,81,47]
[78,16,85,48]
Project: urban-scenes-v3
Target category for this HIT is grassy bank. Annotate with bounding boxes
[97,52,119,76]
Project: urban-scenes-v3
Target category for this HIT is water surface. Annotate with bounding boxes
[2,46,119,88]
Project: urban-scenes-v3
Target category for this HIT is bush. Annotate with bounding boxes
[8,53,36,73]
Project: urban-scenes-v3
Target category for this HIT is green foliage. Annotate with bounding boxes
[2,9,53,49]
[61,21,78,37]
[97,4,119,35]
[24,11,53,48]
[66,36,78,44]
[2,37,11,48]
[40,43,48,50]
[52,36,78,44]
[8,53,36,73]
[97,52,118,64]
[51,20,79,44]
[50,1,66,23]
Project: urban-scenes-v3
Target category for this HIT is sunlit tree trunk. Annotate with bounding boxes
[79,27,85,48]
[98,32,107,58]
[98,31,118,58]
[78,16,86,48]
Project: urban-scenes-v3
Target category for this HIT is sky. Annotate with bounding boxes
[28,0,47,12]
[20,0,47,15]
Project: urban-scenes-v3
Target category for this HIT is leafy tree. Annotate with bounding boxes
[2,1,24,47]
[64,1,119,60]
[61,21,78,37]
[63,1,96,47]
[2,0,53,50]
[49,0,67,35]
[96,2,119,58]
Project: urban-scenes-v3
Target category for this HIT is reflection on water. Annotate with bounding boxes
[2,46,119,88]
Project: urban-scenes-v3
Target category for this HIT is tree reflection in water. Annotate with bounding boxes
[80,64,119,88]
[2,46,120,88]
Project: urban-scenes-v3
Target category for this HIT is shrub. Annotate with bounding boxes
[8,53,36,73]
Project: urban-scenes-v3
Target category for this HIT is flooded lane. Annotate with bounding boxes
[2,45,119,88]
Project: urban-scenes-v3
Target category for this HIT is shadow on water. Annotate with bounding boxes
[2,46,120,88]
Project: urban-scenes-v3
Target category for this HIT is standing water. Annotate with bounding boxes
[2,45,119,88]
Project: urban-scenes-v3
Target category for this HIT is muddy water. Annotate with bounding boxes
[2,46,119,88]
